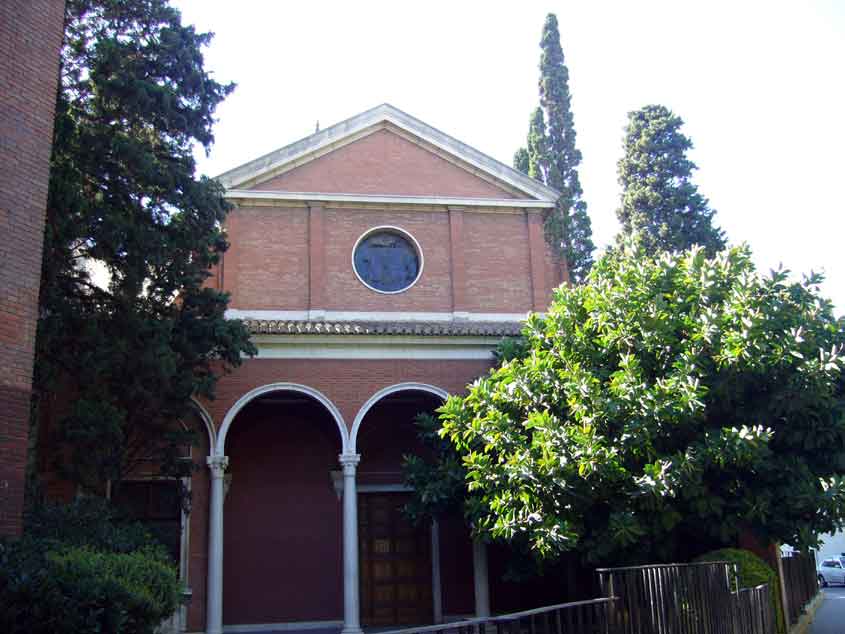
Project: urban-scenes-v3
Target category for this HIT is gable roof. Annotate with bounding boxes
[216,103,560,202]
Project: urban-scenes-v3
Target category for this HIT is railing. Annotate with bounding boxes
[597,562,776,634]
[377,598,617,634]
[379,560,785,634]
[781,551,819,625]
[733,583,776,634]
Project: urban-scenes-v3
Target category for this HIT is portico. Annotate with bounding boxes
[202,377,493,634]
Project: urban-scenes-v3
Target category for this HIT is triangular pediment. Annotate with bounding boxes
[216,104,559,202]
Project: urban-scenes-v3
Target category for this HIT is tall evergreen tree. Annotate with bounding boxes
[30,0,255,497]
[525,107,547,182]
[616,105,726,255]
[513,148,529,176]
[515,14,594,284]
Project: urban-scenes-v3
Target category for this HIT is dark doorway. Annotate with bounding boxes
[359,492,433,627]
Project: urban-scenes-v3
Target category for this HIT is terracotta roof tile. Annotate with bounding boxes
[243,319,524,337]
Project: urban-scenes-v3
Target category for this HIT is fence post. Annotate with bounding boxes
[775,545,791,629]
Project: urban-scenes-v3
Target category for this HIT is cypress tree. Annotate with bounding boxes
[515,14,595,284]
[616,105,726,255]
[513,148,529,176]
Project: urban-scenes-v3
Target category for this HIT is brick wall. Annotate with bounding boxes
[226,205,310,309]
[222,125,565,315]
[224,204,562,314]
[462,212,533,312]
[201,357,492,438]
[258,128,518,199]
[0,0,65,536]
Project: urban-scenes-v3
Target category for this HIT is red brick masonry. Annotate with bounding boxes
[0,0,65,536]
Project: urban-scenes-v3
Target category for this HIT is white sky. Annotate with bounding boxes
[173,0,845,315]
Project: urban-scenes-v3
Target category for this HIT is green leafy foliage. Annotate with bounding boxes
[616,105,726,255]
[32,0,255,495]
[24,497,159,554]
[439,239,845,564]
[1,499,180,634]
[695,548,785,633]
[403,413,468,524]
[515,14,595,283]
[0,542,180,634]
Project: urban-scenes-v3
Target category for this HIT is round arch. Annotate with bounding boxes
[189,398,217,456]
[216,383,349,456]
[349,382,449,453]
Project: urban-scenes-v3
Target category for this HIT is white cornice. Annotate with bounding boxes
[215,103,560,202]
[253,334,499,360]
[224,190,554,209]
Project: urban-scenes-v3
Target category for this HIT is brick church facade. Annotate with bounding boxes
[50,103,564,634]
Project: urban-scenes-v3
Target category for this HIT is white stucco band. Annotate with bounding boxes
[252,335,500,361]
[225,190,555,209]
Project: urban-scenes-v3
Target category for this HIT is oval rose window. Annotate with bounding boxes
[352,227,422,294]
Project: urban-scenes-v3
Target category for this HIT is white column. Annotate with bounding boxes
[431,519,443,624]
[340,453,363,634]
[473,539,491,618]
[206,455,229,634]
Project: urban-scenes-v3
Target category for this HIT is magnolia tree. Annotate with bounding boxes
[424,241,845,564]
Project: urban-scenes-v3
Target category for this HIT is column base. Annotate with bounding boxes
[341,627,364,634]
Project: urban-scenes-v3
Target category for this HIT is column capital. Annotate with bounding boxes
[207,455,229,479]
[338,453,361,473]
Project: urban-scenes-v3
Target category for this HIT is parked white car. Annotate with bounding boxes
[817,557,845,587]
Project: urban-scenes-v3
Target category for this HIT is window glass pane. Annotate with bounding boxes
[354,231,420,292]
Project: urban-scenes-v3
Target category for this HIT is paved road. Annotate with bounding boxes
[810,586,845,634]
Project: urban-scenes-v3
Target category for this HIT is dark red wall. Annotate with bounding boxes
[356,391,441,478]
[222,399,343,625]
[439,513,476,616]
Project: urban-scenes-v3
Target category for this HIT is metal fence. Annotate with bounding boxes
[733,583,776,634]
[596,562,777,634]
[781,551,819,625]
[378,560,786,634]
[376,598,617,634]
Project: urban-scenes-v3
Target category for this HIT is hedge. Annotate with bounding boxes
[695,547,785,634]
[0,499,181,634]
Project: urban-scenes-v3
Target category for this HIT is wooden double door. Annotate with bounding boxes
[359,493,433,627]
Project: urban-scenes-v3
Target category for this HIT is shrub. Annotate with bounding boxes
[24,497,160,554]
[695,547,785,634]
[0,539,180,634]
[0,499,181,634]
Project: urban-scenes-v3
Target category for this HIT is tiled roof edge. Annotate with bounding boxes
[244,319,525,337]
